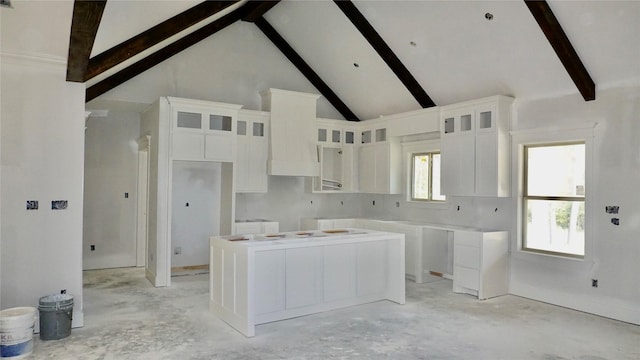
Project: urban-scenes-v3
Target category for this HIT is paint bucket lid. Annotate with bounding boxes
[0,307,37,327]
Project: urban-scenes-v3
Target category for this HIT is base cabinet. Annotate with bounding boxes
[210,230,405,337]
[234,221,279,235]
[453,230,508,300]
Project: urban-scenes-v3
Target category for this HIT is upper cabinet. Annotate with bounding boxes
[169,97,242,162]
[358,121,402,194]
[261,89,320,177]
[440,96,513,197]
[236,110,270,193]
[309,119,359,193]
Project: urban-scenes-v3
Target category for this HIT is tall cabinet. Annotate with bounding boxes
[440,96,513,197]
[141,97,241,287]
[236,110,269,193]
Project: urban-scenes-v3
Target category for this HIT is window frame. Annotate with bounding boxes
[410,151,444,202]
[512,125,595,262]
[522,141,586,259]
[402,139,447,208]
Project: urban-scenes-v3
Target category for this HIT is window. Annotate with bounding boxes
[411,152,445,202]
[523,142,585,258]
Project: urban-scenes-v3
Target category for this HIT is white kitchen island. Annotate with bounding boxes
[210,228,405,337]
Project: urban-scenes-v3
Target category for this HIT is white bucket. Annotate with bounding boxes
[0,307,37,359]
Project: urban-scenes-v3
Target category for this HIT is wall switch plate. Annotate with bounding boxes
[592,279,598,287]
[90,245,95,251]
[52,200,68,210]
[26,200,38,210]
[611,218,620,226]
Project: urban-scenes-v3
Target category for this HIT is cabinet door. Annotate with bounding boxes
[357,241,388,296]
[324,243,357,302]
[172,132,204,160]
[375,144,390,193]
[285,247,323,309]
[341,146,356,192]
[235,132,251,192]
[205,133,234,162]
[475,133,498,196]
[358,145,377,193]
[254,250,286,315]
[248,133,268,192]
[441,136,475,196]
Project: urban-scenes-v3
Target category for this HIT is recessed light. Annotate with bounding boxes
[353,62,360,68]
[485,12,493,20]
[409,41,417,47]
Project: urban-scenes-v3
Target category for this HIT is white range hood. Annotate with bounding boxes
[261,88,321,176]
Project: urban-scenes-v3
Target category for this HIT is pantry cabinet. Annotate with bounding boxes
[235,110,269,193]
[440,96,513,197]
[170,98,242,162]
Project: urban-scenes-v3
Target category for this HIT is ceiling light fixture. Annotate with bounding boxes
[485,12,494,20]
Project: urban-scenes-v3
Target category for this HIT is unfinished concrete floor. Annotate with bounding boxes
[31,267,638,360]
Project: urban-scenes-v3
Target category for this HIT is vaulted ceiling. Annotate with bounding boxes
[9,0,639,121]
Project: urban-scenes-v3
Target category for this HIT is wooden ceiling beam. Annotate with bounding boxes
[333,0,436,108]
[85,1,241,82]
[525,0,595,101]
[254,17,360,121]
[66,0,106,82]
[242,0,281,23]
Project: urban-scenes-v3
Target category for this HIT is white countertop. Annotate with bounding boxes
[213,228,400,247]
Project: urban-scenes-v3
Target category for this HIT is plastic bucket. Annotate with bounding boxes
[0,307,37,359]
[38,294,73,341]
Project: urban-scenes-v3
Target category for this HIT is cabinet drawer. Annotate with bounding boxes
[454,266,479,291]
[454,245,480,269]
[454,231,480,247]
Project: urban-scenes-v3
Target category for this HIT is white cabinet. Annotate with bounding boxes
[440,96,513,197]
[358,141,401,194]
[236,110,269,193]
[234,220,279,235]
[300,218,355,231]
[261,89,320,176]
[169,97,242,162]
[453,230,508,300]
[309,119,359,193]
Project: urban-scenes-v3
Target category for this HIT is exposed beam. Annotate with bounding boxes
[86,5,251,102]
[333,0,435,108]
[66,0,106,82]
[242,0,281,23]
[85,1,240,82]
[254,17,360,121]
[525,0,595,101]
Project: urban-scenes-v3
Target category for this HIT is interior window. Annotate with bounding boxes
[523,142,586,258]
[411,152,445,202]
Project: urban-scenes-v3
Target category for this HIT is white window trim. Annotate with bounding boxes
[402,139,449,210]
[511,123,597,262]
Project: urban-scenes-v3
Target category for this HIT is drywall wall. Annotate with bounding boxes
[508,85,640,325]
[83,110,140,270]
[235,177,364,232]
[0,53,85,327]
[171,161,221,267]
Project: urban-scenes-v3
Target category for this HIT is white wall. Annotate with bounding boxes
[0,53,85,327]
[171,161,221,267]
[508,85,640,325]
[83,110,140,270]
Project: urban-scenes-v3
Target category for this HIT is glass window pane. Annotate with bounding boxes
[527,143,585,197]
[253,122,264,137]
[524,199,585,257]
[412,154,430,200]
[318,129,327,142]
[209,115,231,131]
[431,153,446,201]
[177,111,202,129]
[237,120,247,136]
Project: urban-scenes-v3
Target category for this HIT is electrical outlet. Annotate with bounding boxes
[90,245,96,251]
[125,192,129,198]
[174,247,182,255]
[592,279,598,288]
